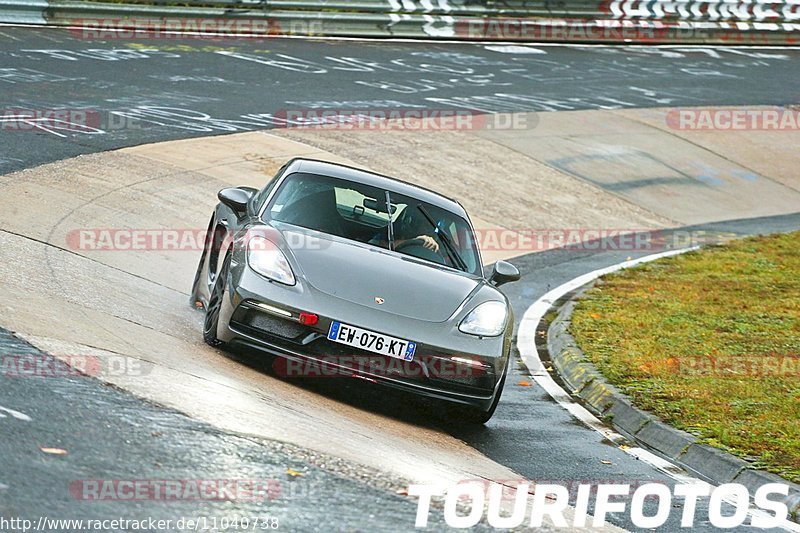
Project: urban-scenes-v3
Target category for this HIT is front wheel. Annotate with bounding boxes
[456,369,507,424]
[190,215,215,308]
[203,253,230,347]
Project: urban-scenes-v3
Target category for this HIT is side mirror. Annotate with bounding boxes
[489,260,520,287]
[218,187,255,215]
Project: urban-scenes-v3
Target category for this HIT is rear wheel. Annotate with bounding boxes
[203,253,230,347]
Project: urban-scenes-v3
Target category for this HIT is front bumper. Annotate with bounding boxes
[217,265,510,410]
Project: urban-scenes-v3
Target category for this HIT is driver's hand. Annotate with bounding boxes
[415,235,440,252]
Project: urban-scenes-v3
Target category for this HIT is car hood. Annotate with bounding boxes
[282,229,481,322]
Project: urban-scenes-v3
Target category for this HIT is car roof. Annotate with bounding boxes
[287,158,469,219]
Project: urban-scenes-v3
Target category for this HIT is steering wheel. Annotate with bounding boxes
[394,240,442,263]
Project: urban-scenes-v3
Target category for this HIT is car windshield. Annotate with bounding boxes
[265,172,481,275]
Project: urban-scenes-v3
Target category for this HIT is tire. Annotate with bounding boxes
[190,244,208,309]
[456,368,507,425]
[190,216,215,308]
[203,253,230,347]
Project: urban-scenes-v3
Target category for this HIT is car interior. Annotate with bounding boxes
[269,173,479,273]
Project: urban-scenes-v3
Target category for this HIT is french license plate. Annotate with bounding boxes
[327,321,416,361]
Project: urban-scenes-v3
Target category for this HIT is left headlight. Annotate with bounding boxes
[458,301,508,337]
[247,236,296,286]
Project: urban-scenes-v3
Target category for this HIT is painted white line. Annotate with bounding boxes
[516,247,800,532]
[0,30,21,41]
[0,405,32,421]
[484,45,547,54]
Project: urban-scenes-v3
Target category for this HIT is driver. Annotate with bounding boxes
[371,205,440,253]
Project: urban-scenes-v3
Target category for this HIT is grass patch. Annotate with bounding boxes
[571,231,800,483]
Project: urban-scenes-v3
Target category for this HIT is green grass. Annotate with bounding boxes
[571,231,800,483]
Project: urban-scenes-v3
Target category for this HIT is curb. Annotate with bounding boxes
[547,293,800,523]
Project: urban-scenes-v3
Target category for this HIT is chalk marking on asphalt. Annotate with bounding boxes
[0,405,32,421]
[484,45,547,54]
[517,247,800,532]
[0,30,21,41]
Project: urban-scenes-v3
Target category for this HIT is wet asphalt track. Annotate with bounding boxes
[1,27,800,174]
[1,26,799,531]
[0,331,462,533]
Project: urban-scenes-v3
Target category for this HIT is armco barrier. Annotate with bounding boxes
[2,1,799,46]
[1,0,48,24]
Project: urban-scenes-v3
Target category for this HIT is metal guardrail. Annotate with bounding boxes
[1,0,798,44]
[1,0,48,24]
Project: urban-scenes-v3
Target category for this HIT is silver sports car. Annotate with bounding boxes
[191,159,520,423]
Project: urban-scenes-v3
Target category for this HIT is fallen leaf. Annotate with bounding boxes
[601,460,612,465]
[589,313,602,319]
[39,447,68,456]
[396,488,409,496]
[517,380,532,387]
[286,468,305,478]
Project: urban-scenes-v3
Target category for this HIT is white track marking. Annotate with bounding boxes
[516,248,800,532]
[484,45,547,54]
[0,405,32,421]
[0,30,21,41]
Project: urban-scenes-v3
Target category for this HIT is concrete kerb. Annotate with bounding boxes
[546,289,800,522]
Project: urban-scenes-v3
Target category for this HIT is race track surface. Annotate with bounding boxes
[2,27,800,172]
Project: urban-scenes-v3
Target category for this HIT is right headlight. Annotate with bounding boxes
[246,236,296,286]
[458,301,508,337]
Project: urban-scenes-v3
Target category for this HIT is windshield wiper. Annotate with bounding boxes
[416,204,469,272]
[385,190,395,251]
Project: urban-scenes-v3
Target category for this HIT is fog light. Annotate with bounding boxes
[298,312,319,326]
